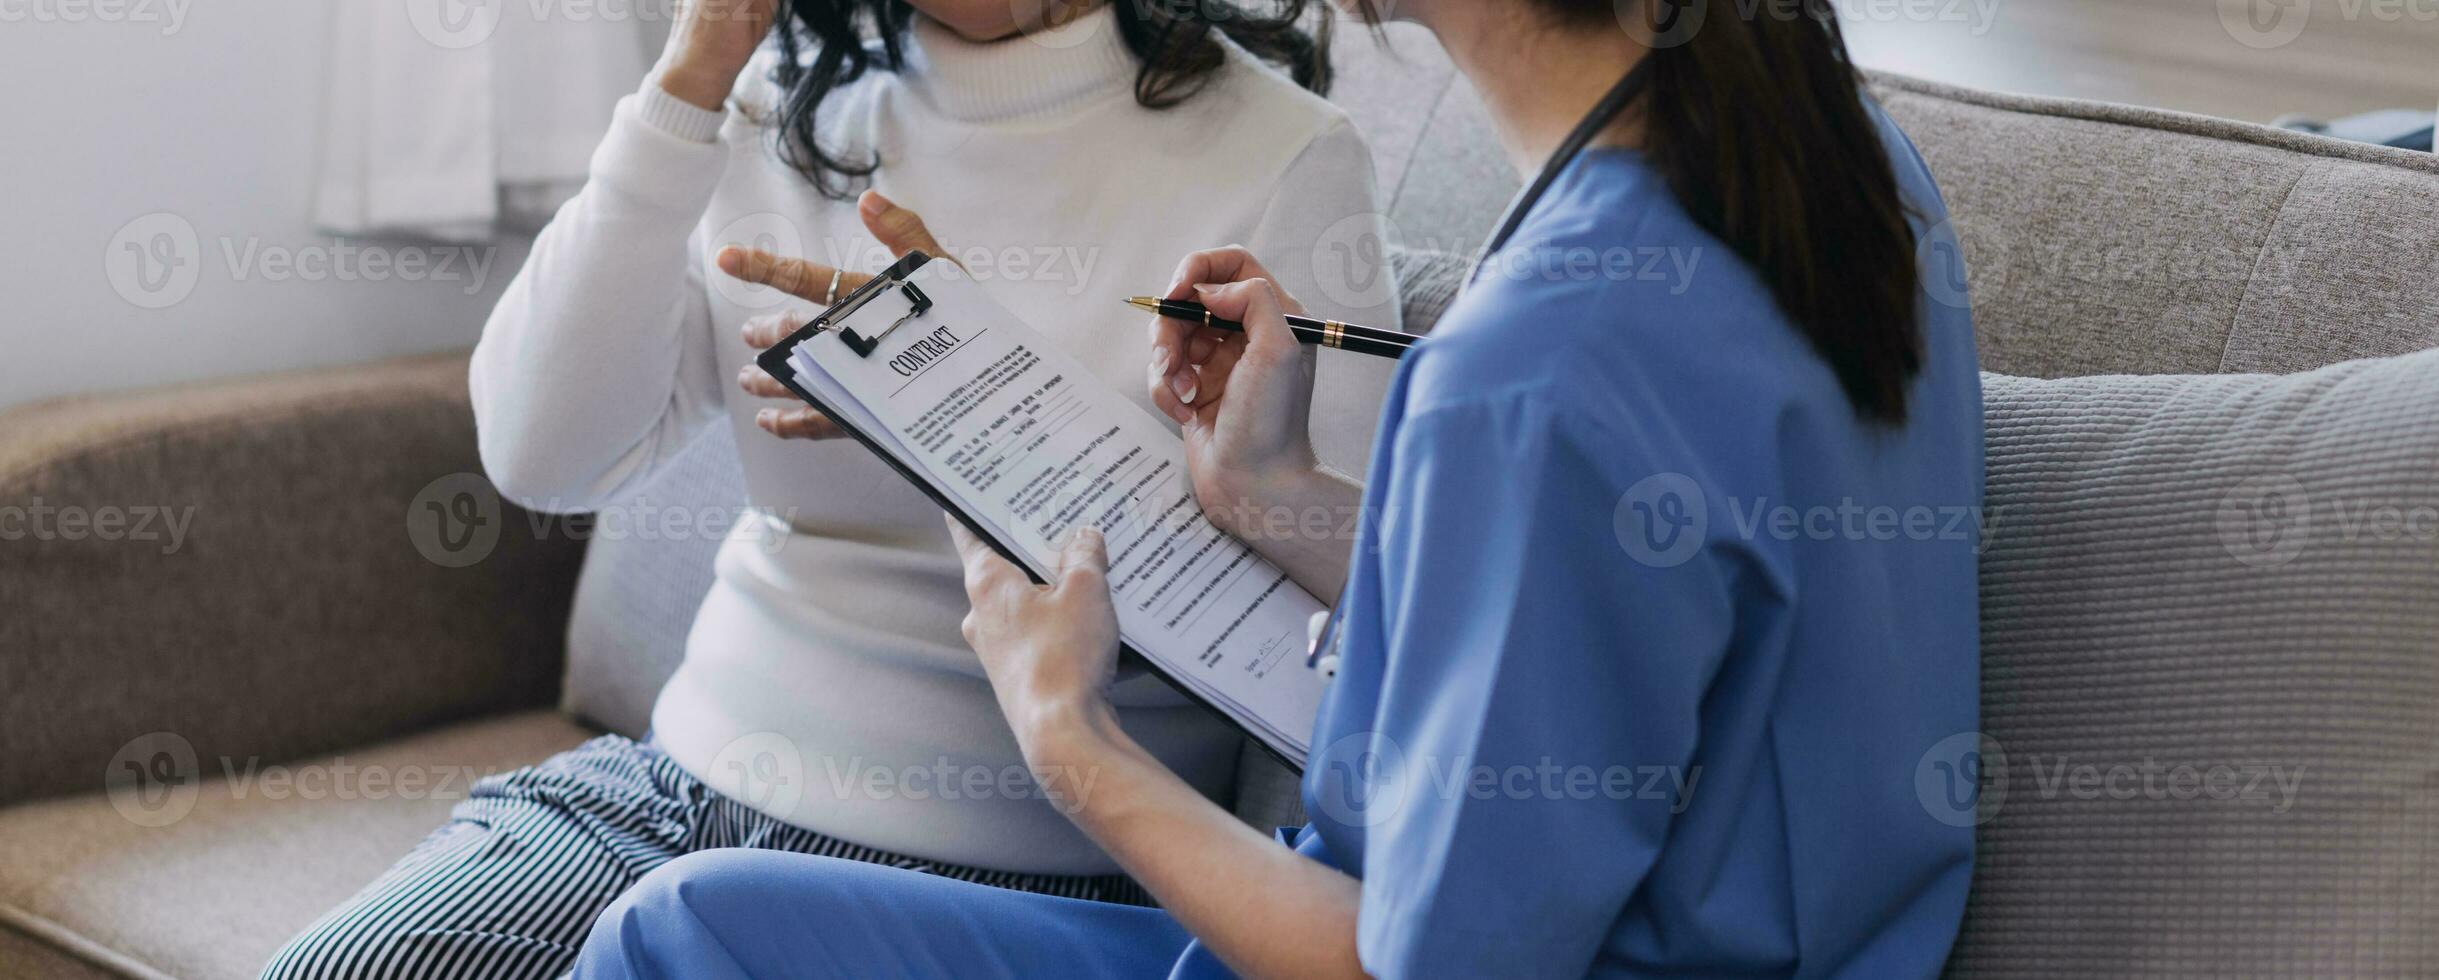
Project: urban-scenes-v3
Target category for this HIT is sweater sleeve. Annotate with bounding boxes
[468,79,731,512]
[1244,118,1404,478]
[1243,119,1404,334]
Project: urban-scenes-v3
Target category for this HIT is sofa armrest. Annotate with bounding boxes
[0,352,584,806]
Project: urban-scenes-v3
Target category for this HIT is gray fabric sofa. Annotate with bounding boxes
[7,26,2438,979]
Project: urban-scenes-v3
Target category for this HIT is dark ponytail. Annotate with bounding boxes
[767,0,1331,201]
[1393,0,1923,424]
[1629,0,1923,424]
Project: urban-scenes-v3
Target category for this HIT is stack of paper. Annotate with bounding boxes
[771,260,1329,766]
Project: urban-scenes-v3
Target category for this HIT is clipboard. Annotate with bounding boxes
[753,252,1041,580]
[753,251,1311,771]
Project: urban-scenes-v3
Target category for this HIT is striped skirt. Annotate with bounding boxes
[262,734,1149,980]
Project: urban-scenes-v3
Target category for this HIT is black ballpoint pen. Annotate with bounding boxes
[1123,296,1415,360]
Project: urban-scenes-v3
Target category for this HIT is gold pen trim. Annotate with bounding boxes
[1321,320,1345,349]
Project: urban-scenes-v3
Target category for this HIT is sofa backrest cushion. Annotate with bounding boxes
[1330,36,2439,377]
[1958,352,2439,976]
[1869,74,2439,378]
[559,422,742,738]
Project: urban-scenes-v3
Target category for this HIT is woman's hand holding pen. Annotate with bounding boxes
[1147,247,1322,522]
[727,190,950,441]
[1149,247,1365,602]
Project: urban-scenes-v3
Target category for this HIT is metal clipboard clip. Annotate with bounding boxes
[808,251,935,358]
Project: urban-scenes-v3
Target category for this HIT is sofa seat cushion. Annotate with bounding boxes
[0,711,593,980]
[1959,349,2439,976]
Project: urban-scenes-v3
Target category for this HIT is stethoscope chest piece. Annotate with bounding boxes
[1307,610,1341,680]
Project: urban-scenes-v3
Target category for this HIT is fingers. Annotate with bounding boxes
[739,310,804,351]
[945,514,1019,598]
[859,191,951,263]
[737,364,794,399]
[1144,317,1236,425]
[753,406,843,440]
[1147,353,1190,425]
[1164,245,1272,300]
[718,247,869,305]
[1056,526,1107,591]
[1145,314,1218,418]
[1192,279,1301,361]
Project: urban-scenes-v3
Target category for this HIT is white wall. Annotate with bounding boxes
[0,1,534,410]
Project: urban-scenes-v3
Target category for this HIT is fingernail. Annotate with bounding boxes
[738,365,756,385]
[1152,344,1172,373]
[756,408,776,425]
[861,191,891,214]
[1191,283,1214,294]
[1170,371,1197,405]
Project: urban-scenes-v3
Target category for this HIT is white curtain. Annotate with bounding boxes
[315,0,659,242]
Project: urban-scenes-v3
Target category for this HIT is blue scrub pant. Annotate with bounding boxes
[570,848,1194,979]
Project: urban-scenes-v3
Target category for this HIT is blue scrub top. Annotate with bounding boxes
[1182,105,1985,979]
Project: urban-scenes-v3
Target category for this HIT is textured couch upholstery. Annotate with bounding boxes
[6,23,2438,979]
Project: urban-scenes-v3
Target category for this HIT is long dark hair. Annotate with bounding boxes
[1403,0,1926,424]
[767,0,1331,199]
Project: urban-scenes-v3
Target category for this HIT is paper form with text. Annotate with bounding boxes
[763,254,1329,766]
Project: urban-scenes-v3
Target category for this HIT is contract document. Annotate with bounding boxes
[758,252,1328,766]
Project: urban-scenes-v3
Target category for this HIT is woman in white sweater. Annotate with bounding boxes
[264,1,1397,977]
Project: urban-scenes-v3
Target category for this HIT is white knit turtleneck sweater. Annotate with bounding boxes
[470,8,1399,875]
